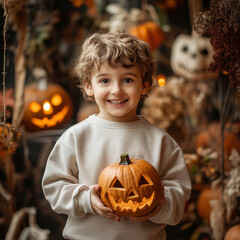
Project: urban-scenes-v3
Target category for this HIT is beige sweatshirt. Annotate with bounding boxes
[42,114,191,240]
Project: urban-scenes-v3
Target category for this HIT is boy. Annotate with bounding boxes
[42,32,191,240]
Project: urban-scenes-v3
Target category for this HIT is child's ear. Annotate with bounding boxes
[84,82,94,96]
[141,81,151,95]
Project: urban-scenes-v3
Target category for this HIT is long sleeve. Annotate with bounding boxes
[150,140,191,225]
[42,140,95,217]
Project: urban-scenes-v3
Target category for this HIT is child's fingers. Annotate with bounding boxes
[90,185,120,222]
[92,184,101,193]
[96,205,120,222]
[101,211,120,222]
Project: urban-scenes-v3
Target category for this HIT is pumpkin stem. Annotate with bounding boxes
[119,154,132,165]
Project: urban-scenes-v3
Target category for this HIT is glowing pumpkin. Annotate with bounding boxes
[224,224,240,240]
[170,34,217,81]
[98,154,162,217]
[23,81,73,131]
[129,21,164,49]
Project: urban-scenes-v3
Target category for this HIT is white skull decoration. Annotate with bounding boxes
[170,34,217,81]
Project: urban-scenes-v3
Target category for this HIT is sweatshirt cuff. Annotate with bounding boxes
[77,185,95,215]
[149,196,170,223]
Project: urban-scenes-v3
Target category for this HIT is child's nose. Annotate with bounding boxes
[111,83,122,94]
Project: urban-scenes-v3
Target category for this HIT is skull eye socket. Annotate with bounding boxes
[110,178,124,188]
[29,102,41,113]
[182,45,188,53]
[51,94,62,106]
[200,48,209,56]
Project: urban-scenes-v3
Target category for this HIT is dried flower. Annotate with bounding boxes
[194,0,240,87]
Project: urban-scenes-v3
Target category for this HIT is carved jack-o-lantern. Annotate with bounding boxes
[170,34,217,81]
[23,80,73,131]
[98,154,162,217]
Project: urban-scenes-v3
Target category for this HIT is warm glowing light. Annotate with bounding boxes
[43,102,51,111]
[29,102,41,113]
[51,94,62,106]
[43,101,53,114]
[158,75,166,87]
[108,192,155,212]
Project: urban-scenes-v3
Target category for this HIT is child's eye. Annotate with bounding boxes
[101,79,110,84]
[123,78,133,83]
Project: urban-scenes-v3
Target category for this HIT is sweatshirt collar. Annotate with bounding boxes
[88,114,149,129]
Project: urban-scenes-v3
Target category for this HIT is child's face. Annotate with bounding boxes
[84,63,150,122]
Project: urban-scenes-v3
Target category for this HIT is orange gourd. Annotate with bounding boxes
[129,21,164,49]
[197,187,220,222]
[98,154,162,217]
[224,224,240,240]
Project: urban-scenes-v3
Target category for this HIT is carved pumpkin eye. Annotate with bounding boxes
[139,174,150,186]
[51,94,62,106]
[139,174,153,187]
[110,177,124,189]
[29,102,41,113]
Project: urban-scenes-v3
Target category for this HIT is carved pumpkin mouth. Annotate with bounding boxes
[31,106,69,128]
[108,192,155,213]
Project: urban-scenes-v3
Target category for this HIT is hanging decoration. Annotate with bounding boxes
[0,123,20,156]
[0,0,28,154]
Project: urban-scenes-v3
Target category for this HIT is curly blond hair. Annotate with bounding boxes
[73,32,155,100]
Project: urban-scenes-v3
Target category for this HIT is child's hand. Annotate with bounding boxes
[90,185,121,222]
[130,185,165,222]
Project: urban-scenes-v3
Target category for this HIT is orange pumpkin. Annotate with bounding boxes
[23,81,73,131]
[196,122,240,171]
[196,187,221,222]
[98,154,162,217]
[224,224,240,240]
[129,21,164,49]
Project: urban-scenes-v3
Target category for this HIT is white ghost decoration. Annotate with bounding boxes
[170,34,217,81]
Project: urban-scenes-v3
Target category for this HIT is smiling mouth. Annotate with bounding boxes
[108,100,128,104]
[178,63,208,73]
